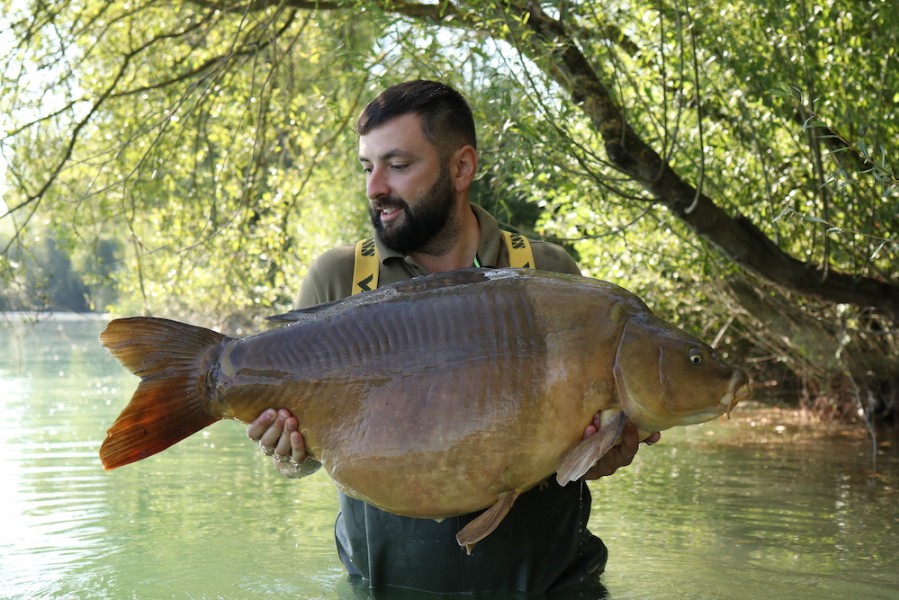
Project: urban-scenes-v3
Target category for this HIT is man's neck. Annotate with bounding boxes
[407,202,480,274]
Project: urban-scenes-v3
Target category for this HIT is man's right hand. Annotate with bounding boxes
[247,408,319,478]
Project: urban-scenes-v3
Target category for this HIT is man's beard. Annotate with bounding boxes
[370,166,456,254]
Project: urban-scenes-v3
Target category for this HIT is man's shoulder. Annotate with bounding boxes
[530,239,581,275]
[308,245,357,277]
[298,245,357,307]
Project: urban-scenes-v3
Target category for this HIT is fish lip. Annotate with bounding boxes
[722,371,751,413]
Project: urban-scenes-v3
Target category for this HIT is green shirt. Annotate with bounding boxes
[298,205,581,307]
[296,205,607,594]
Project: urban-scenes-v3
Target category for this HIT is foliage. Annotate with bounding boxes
[2,2,375,326]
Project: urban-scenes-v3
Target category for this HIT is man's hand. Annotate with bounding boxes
[247,408,318,478]
[581,415,661,480]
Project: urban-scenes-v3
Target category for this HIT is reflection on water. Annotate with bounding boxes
[1,315,897,600]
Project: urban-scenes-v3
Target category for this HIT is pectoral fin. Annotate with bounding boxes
[455,490,519,555]
[555,410,627,485]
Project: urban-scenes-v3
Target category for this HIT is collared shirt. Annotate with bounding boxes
[295,204,606,594]
[298,204,580,308]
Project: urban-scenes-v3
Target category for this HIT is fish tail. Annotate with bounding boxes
[99,316,229,470]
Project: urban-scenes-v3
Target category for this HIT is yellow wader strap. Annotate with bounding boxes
[352,238,379,295]
[352,231,535,295]
[501,230,534,270]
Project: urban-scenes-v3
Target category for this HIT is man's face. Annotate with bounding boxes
[358,113,455,253]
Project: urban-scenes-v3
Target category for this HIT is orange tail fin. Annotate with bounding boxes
[99,317,229,470]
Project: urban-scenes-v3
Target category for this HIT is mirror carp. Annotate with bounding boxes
[100,268,750,552]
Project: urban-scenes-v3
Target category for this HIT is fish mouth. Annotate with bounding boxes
[720,370,751,417]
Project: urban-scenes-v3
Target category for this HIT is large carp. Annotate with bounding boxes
[100,268,749,551]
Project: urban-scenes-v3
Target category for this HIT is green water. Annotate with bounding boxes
[1,315,897,600]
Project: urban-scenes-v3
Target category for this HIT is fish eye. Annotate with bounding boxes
[689,348,704,365]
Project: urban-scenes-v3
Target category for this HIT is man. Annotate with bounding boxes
[247,80,659,594]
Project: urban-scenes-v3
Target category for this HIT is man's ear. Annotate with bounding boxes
[450,145,478,192]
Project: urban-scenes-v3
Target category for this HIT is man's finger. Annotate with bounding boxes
[247,408,277,441]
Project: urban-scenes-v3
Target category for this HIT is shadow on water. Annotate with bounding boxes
[1,314,897,600]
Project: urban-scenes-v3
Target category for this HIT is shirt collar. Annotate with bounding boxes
[471,204,504,267]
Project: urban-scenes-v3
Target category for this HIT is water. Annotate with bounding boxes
[1,315,897,600]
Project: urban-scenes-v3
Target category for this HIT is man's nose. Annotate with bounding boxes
[366,166,389,199]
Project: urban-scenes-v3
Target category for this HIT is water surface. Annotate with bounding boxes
[1,315,896,599]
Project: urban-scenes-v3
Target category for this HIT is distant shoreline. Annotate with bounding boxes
[0,311,110,322]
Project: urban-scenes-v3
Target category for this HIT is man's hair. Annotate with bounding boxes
[356,80,477,152]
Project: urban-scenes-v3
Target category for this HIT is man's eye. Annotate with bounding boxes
[390,163,409,171]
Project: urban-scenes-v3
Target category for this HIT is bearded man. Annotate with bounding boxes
[247,80,659,594]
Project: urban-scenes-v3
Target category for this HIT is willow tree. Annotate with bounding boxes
[1,4,378,323]
[1,0,896,426]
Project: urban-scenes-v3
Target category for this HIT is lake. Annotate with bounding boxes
[1,314,897,599]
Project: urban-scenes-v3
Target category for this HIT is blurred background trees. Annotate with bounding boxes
[1,0,896,427]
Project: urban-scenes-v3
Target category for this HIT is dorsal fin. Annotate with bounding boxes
[267,268,510,324]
